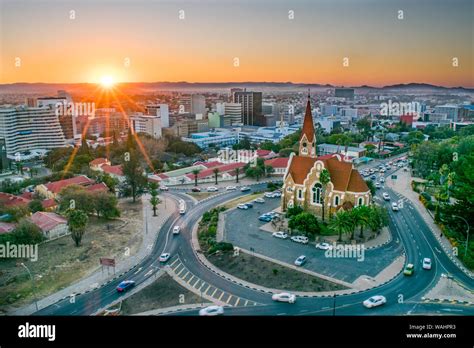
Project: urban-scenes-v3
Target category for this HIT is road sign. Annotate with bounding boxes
[100,258,115,267]
[391,175,397,180]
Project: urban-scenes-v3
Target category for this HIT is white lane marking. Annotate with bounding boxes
[134,267,143,275]
[144,269,153,277]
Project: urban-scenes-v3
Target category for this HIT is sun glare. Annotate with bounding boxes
[100,75,115,88]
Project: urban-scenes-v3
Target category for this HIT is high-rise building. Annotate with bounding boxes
[334,88,355,100]
[0,106,66,158]
[434,104,460,122]
[0,138,9,172]
[178,94,206,118]
[36,96,77,142]
[130,114,162,138]
[233,90,263,126]
[146,104,170,128]
[216,102,242,125]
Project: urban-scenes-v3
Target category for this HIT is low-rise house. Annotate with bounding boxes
[0,222,15,234]
[264,157,289,176]
[0,192,31,208]
[35,175,95,199]
[30,212,68,240]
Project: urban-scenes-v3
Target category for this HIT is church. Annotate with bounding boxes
[281,97,371,218]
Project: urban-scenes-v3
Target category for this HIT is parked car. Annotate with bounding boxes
[403,263,415,276]
[207,186,218,192]
[237,203,249,210]
[159,186,169,191]
[272,231,288,239]
[379,177,385,183]
[272,191,282,198]
[363,295,387,308]
[272,292,296,303]
[226,186,237,191]
[391,202,399,211]
[199,305,224,316]
[291,235,309,244]
[159,253,171,262]
[371,175,377,180]
[383,192,390,201]
[258,215,272,222]
[422,258,432,270]
[254,198,265,204]
[173,226,181,234]
[294,255,307,266]
[244,202,253,208]
[403,167,409,172]
[116,280,135,292]
[315,242,333,250]
[264,192,275,198]
[191,187,201,192]
[375,182,381,189]
[240,186,251,192]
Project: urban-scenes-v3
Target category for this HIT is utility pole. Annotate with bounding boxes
[452,215,470,259]
[21,263,39,312]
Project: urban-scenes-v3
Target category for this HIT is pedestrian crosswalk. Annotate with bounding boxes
[168,257,259,307]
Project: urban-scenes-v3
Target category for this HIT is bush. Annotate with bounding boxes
[208,241,234,254]
[421,192,432,202]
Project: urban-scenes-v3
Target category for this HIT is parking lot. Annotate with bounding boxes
[223,196,403,283]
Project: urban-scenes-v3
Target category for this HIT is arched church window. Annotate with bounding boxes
[312,183,322,204]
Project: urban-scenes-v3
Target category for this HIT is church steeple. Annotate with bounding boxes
[299,93,316,157]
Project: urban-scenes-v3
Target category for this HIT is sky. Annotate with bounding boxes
[0,0,472,87]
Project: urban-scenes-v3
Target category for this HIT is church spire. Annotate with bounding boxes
[299,93,316,157]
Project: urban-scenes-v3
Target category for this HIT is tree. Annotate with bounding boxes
[264,165,274,177]
[11,219,44,244]
[235,167,240,183]
[126,128,136,150]
[122,150,147,203]
[286,205,303,218]
[329,210,351,242]
[352,205,371,238]
[192,169,200,186]
[213,167,220,185]
[288,212,320,236]
[93,191,120,219]
[28,199,44,213]
[365,180,376,197]
[319,168,331,222]
[245,166,264,181]
[58,185,94,214]
[368,205,389,236]
[98,173,119,193]
[67,209,89,247]
[79,137,90,155]
[149,182,160,217]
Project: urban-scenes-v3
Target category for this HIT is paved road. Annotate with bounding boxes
[33,157,473,316]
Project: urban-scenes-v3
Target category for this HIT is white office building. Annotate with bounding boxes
[146,104,169,128]
[130,114,162,138]
[0,106,66,158]
[216,102,242,125]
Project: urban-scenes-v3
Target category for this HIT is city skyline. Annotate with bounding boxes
[1,0,472,87]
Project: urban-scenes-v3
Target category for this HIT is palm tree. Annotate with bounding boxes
[319,168,331,222]
[67,209,89,247]
[213,167,220,185]
[235,167,240,183]
[353,205,371,238]
[150,195,160,216]
[192,169,200,187]
[329,210,350,242]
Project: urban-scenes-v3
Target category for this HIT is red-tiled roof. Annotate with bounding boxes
[0,222,15,234]
[256,149,271,157]
[101,164,123,176]
[0,192,31,207]
[265,157,289,168]
[300,98,315,142]
[186,162,246,179]
[30,212,67,232]
[89,158,109,166]
[44,175,94,194]
[41,198,57,209]
[87,183,108,192]
[201,161,223,168]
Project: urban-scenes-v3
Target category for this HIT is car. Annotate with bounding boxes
[173,225,181,234]
[159,253,171,262]
[388,161,393,165]
[363,295,387,308]
[391,202,399,211]
[159,186,169,191]
[382,192,390,201]
[254,198,265,204]
[272,191,282,198]
[258,215,272,222]
[237,203,249,210]
[375,182,381,189]
[379,177,385,183]
[385,166,391,170]
[403,263,415,276]
[264,192,275,198]
[225,186,237,191]
[272,231,288,239]
[206,186,218,192]
[266,211,278,218]
[294,255,307,266]
[315,242,333,250]
[422,258,432,270]
[291,235,309,244]
[116,280,135,292]
[240,186,251,192]
[380,168,385,173]
[244,202,253,208]
[403,167,409,172]
[199,305,224,316]
[371,175,377,180]
[272,292,296,304]
[191,187,201,192]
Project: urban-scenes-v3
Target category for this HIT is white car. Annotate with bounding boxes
[422,258,432,270]
[272,231,288,239]
[264,192,275,198]
[159,186,169,191]
[379,177,385,183]
[291,235,309,244]
[391,202,399,211]
[315,242,333,250]
[375,182,381,189]
[207,186,218,192]
[272,292,296,304]
[272,191,282,198]
[226,186,237,191]
[159,253,171,262]
[240,186,251,192]
[294,255,307,266]
[254,198,265,204]
[237,203,249,210]
[383,192,390,201]
[363,295,387,308]
[199,305,224,316]
[173,226,181,234]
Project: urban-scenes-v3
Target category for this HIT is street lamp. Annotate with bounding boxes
[452,215,470,259]
[20,263,39,312]
[332,293,336,316]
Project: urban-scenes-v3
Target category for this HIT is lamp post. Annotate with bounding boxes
[20,263,39,312]
[452,215,470,259]
[332,293,336,316]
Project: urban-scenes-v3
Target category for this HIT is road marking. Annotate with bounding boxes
[133,267,142,275]
[211,288,218,297]
[177,268,187,277]
[226,295,234,304]
[234,298,240,307]
[192,278,200,288]
[169,258,179,267]
[187,275,195,284]
[204,284,212,295]
[218,291,225,301]
[144,269,153,277]
[244,300,249,306]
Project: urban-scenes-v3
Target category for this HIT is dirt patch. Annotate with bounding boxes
[207,251,346,292]
[120,273,202,315]
[0,199,143,313]
[218,193,262,209]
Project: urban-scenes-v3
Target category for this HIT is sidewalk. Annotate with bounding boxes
[386,169,473,278]
[11,194,176,315]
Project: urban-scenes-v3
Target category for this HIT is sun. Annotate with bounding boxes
[99,75,115,88]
